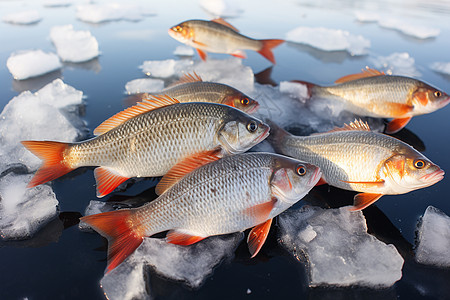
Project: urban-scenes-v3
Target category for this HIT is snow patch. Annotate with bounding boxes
[7,50,62,80]
[2,10,42,25]
[50,25,99,63]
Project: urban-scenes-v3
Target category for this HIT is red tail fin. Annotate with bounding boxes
[290,80,317,99]
[21,141,72,188]
[80,210,144,273]
[258,39,284,64]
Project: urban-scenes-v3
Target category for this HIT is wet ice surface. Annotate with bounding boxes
[7,50,62,80]
[76,3,154,23]
[0,79,86,239]
[369,52,420,77]
[50,25,99,63]
[125,78,165,94]
[278,206,404,287]
[285,27,370,55]
[415,206,450,268]
[2,10,41,25]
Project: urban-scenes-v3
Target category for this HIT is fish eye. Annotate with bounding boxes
[241,98,250,105]
[247,120,258,132]
[173,26,182,32]
[414,159,426,169]
[296,164,307,176]
[434,91,442,98]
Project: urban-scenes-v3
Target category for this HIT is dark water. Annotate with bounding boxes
[1,0,450,299]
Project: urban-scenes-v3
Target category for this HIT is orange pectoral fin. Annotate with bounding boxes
[412,90,429,106]
[244,197,277,225]
[196,48,208,61]
[385,117,412,134]
[349,193,383,211]
[94,167,130,198]
[247,218,273,258]
[166,230,206,246]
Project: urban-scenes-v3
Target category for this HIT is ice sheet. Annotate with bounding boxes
[76,3,154,23]
[50,25,99,63]
[2,10,42,25]
[378,18,439,39]
[285,27,370,55]
[278,206,404,287]
[430,62,450,75]
[415,206,450,268]
[0,79,86,240]
[369,52,420,77]
[199,0,243,17]
[7,50,62,80]
[125,78,165,94]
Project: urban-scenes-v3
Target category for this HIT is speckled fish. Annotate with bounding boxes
[168,18,284,64]
[80,152,321,273]
[293,68,450,133]
[21,95,270,197]
[267,119,444,210]
[127,72,259,113]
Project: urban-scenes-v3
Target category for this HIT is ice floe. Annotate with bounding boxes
[278,206,404,287]
[199,0,243,18]
[50,25,99,63]
[7,50,62,80]
[285,27,370,56]
[2,10,42,25]
[173,46,195,56]
[43,0,72,7]
[430,62,450,76]
[369,52,420,77]
[140,59,194,79]
[0,79,86,240]
[415,206,450,268]
[125,78,165,94]
[76,3,154,23]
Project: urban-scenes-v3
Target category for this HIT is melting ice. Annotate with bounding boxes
[76,3,154,23]
[50,25,99,63]
[430,62,450,76]
[369,52,421,77]
[199,0,243,18]
[2,10,41,25]
[278,206,404,287]
[7,50,62,80]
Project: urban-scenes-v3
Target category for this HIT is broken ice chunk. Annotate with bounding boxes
[285,27,370,56]
[140,59,194,78]
[7,50,62,80]
[430,62,450,76]
[415,206,450,268]
[278,206,404,287]
[199,0,243,18]
[125,78,165,94]
[279,81,309,101]
[50,25,99,63]
[76,3,154,23]
[2,10,42,25]
[369,52,420,77]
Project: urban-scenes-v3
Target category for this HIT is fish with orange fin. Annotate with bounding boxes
[80,152,321,273]
[168,18,284,64]
[21,95,270,197]
[266,119,444,210]
[292,67,450,133]
[126,72,259,113]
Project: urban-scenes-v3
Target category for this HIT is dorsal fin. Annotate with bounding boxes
[167,71,203,87]
[211,18,239,32]
[94,95,180,136]
[335,67,385,84]
[316,119,372,135]
[155,149,222,195]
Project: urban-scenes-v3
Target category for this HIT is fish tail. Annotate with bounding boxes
[290,80,317,99]
[21,140,73,188]
[80,209,144,273]
[258,39,284,64]
[264,119,291,153]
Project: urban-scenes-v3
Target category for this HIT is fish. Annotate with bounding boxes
[168,18,284,64]
[292,68,450,133]
[126,72,259,113]
[267,119,444,210]
[80,152,321,273]
[21,95,270,197]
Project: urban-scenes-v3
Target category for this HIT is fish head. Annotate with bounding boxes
[270,156,321,204]
[217,112,269,154]
[411,84,450,115]
[168,22,194,44]
[221,92,260,114]
[382,153,444,194]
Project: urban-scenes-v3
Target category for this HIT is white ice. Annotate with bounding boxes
[369,52,420,77]
[415,206,450,268]
[279,81,309,100]
[354,11,380,23]
[285,27,370,56]
[140,59,194,79]
[7,50,62,80]
[378,18,439,39]
[43,0,72,7]
[0,79,86,240]
[125,78,165,94]
[50,25,99,63]
[278,206,404,287]
[430,62,450,75]
[199,0,243,18]
[76,3,154,23]
[173,46,195,56]
[2,10,42,25]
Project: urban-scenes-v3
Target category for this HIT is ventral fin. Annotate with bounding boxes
[231,50,247,59]
[349,193,383,211]
[168,71,203,87]
[196,48,208,61]
[155,149,222,195]
[335,67,385,84]
[385,117,412,134]
[340,179,385,189]
[94,167,130,198]
[244,197,277,225]
[166,230,206,246]
[247,218,272,258]
[211,18,239,32]
[94,95,180,135]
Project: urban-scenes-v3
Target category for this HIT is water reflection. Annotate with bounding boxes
[12,69,62,93]
[286,42,367,64]
[63,57,102,73]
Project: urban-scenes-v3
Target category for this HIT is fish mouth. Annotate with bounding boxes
[256,124,270,144]
[420,169,445,184]
[247,102,260,114]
